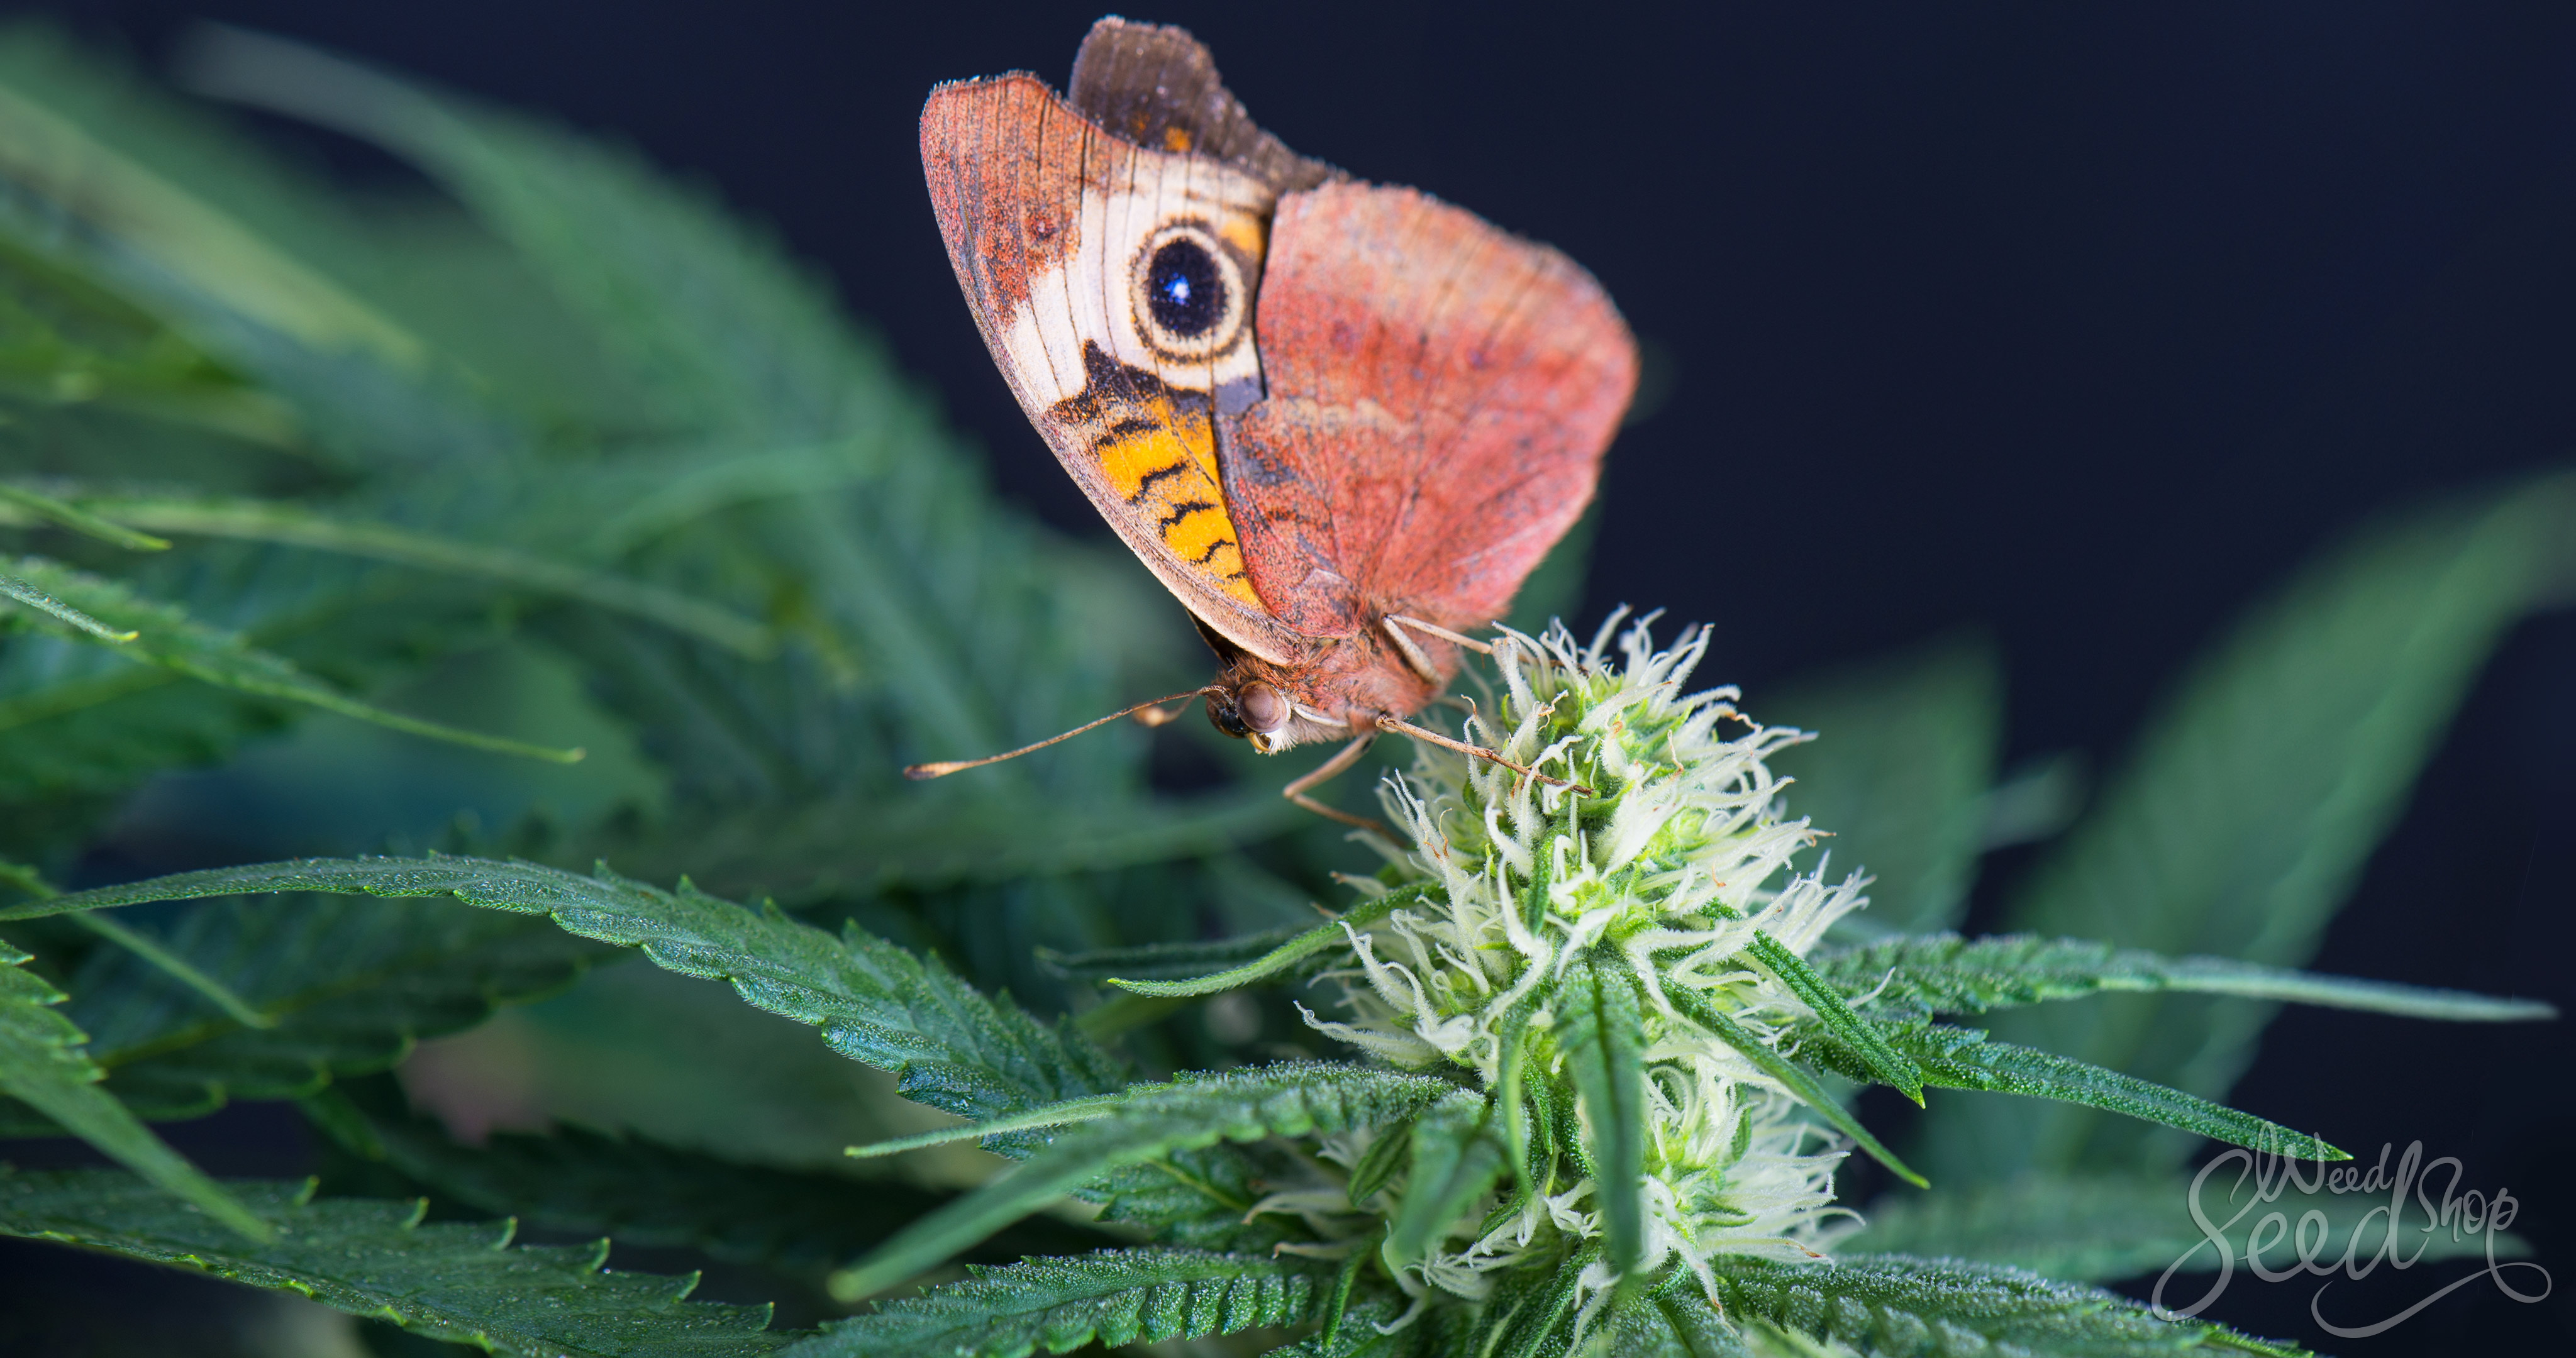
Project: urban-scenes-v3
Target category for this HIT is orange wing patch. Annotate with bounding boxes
[1048,341,1258,607]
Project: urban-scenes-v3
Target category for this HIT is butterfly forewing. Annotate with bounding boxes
[921,73,1304,663]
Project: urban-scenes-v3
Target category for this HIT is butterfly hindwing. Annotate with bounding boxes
[1219,182,1637,637]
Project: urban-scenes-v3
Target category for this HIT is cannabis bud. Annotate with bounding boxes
[1307,616,1867,1327]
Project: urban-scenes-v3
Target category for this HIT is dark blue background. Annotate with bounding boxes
[12,3,2574,1351]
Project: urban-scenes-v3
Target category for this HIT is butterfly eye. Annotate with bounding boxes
[1130,223,1248,362]
[1236,681,1290,734]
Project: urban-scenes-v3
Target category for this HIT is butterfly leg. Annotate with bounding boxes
[1282,734,1394,834]
[1380,617,1441,683]
[1385,614,1497,654]
[1381,614,1499,684]
[1374,715,1593,795]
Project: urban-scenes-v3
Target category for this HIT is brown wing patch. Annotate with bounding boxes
[1067,18,1338,193]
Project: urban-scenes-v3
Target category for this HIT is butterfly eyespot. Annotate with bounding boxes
[1130,223,1248,362]
[1147,239,1221,336]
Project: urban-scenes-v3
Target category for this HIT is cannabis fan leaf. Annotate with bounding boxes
[0,1169,786,1356]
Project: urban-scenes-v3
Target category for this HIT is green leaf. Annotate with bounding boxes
[1494,1004,1542,1198]
[1384,1093,1505,1269]
[1940,471,2576,1181]
[0,24,630,458]
[1,565,136,642]
[0,229,300,446]
[1767,634,2002,934]
[786,1249,1319,1358]
[843,1093,1126,1161]
[1814,931,2556,1027]
[18,858,1288,1249]
[199,33,962,612]
[1658,982,1924,1188]
[9,856,1128,1123]
[1559,954,1648,1272]
[0,1169,786,1355]
[1040,926,1307,983]
[0,856,40,897]
[0,941,267,1239]
[0,524,621,827]
[1080,1129,1297,1252]
[0,555,582,762]
[1855,1173,2221,1284]
[828,1063,1450,1301]
[1669,1252,2307,1355]
[650,788,1293,902]
[1345,1117,1415,1210]
[1107,886,1423,997]
[1743,932,1923,1101]
[1266,1293,1425,1358]
[1599,1284,1746,1358]
[1317,1222,1385,1351]
[1468,1242,1597,1358]
[185,30,862,439]
[0,40,428,374]
[1806,1022,2347,1162]
[1851,1170,2524,1284]
[302,1079,1105,1280]
[57,494,775,656]
[65,910,270,1029]
[0,894,602,1129]
[0,482,167,549]
[0,852,271,1031]
[559,436,899,559]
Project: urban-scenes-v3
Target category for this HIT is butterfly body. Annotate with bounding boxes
[1197,618,1445,753]
[920,18,1635,774]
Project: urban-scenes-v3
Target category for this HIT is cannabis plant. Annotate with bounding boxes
[0,25,2563,1358]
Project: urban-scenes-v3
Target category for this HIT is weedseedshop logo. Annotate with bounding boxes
[2153,1141,2553,1338]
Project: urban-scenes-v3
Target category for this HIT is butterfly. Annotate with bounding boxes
[909,17,1636,824]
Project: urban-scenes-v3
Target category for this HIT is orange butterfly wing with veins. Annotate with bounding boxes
[916,18,1635,814]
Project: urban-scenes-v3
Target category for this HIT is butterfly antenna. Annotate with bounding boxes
[905,688,1216,780]
[1374,715,1594,795]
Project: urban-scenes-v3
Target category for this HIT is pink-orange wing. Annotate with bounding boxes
[1218,182,1638,636]
[920,73,1313,666]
